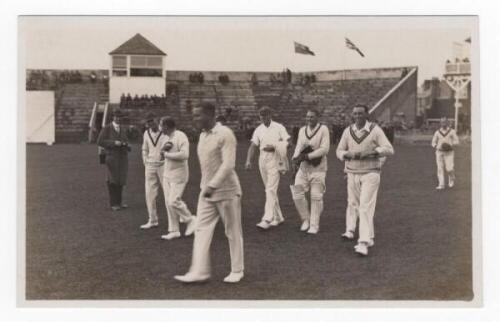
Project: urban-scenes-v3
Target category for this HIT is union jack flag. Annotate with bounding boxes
[345,38,365,57]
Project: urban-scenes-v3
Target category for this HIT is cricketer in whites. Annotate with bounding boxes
[290,108,331,234]
[336,104,394,256]
[431,117,460,190]
[245,106,291,230]
[175,102,244,284]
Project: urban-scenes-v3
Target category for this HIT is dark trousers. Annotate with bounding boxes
[107,182,123,207]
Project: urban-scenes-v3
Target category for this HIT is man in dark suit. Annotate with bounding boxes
[97,110,130,211]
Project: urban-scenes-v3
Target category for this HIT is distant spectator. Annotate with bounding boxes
[251,73,258,85]
[225,106,233,118]
[286,68,292,84]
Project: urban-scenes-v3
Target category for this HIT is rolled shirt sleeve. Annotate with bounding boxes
[250,127,260,146]
[279,125,291,143]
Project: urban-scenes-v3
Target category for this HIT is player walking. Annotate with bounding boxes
[290,108,330,234]
[174,102,244,283]
[431,117,459,189]
[336,104,394,256]
[140,113,164,229]
[159,116,196,240]
[245,106,290,230]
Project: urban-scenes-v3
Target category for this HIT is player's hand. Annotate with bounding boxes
[162,142,173,152]
[344,152,354,160]
[245,161,253,170]
[114,140,122,146]
[360,150,379,159]
[293,154,306,164]
[203,186,216,198]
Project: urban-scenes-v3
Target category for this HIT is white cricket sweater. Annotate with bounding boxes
[336,121,394,174]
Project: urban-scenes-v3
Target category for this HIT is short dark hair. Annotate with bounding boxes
[197,101,216,117]
[307,107,321,117]
[353,104,369,113]
[160,116,176,129]
[259,106,272,116]
[216,115,227,123]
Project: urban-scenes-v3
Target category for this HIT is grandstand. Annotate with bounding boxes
[26,66,417,143]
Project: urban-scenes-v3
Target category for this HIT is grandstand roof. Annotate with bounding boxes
[109,33,166,56]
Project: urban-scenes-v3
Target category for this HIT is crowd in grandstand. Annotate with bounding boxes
[26,70,107,90]
[119,93,170,109]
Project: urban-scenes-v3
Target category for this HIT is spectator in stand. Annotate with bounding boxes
[225,106,233,119]
[251,73,258,85]
[286,68,292,84]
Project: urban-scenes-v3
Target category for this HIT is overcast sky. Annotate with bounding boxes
[20,16,474,84]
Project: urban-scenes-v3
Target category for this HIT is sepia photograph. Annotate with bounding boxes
[18,15,479,305]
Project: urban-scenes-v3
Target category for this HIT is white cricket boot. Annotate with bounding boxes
[256,220,272,230]
[341,231,355,240]
[300,220,310,232]
[174,272,210,283]
[354,242,369,256]
[161,232,181,240]
[223,271,244,283]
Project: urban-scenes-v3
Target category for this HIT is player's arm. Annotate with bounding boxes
[280,125,291,148]
[164,135,189,161]
[431,132,438,149]
[372,127,394,157]
[292,129,304,159]
[245,129,260,169]
[245,143,259,170]
[141,133,148,165]
[336,129,351,160]
[208,130,237,190]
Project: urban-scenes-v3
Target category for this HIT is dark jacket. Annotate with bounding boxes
[97,124,130,185]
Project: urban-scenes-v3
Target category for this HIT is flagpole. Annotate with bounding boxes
[341,37,346,98]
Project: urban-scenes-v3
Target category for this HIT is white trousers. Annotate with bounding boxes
[189,195,244,275]
[259,161,284,223]
[345,172,380,243]
[144,165,164,224]
[163,179,194,232]
[436,151,455,187]
[291,169,326,231]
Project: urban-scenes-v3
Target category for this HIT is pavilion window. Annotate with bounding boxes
[112,56,127,77]
[129,56,163,77]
